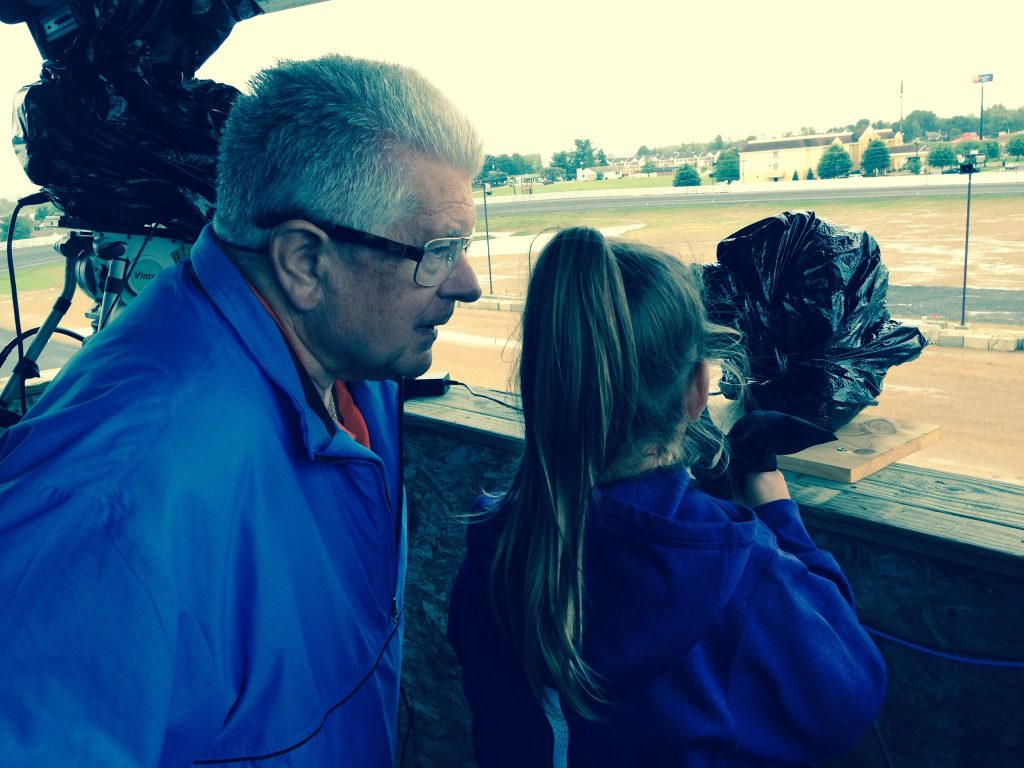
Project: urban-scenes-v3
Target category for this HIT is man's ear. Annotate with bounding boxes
[267,220,331,311]
[684,360,710,420]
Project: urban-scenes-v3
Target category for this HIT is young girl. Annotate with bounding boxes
[447,227,886,767]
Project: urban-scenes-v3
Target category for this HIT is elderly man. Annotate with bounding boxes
[0,55,481,765]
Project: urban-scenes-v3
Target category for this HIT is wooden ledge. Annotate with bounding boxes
[404,387,1024,578]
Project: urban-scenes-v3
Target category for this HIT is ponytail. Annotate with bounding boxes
[492,227,636,718]
[490,227,740,719]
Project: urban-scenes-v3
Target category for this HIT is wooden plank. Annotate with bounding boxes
[802,502,1024,578]
[405,407,522,450]
[790,477,1024,577]
[705,399,943,483]
[406,386,520,422]
[404,388,523,450]
[406,388,1024,571]
[833,465,1024,529]
[777,415,941,482]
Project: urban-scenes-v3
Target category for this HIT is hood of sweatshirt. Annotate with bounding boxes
[580,468,759,694]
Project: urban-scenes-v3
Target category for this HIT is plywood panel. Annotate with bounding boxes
[777,414,941,482]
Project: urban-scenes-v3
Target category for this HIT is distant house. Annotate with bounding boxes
[35,214,62,230]
[995,129,1024,150]
[738,126,908,182]
[609,155,642,174]
[888,143,926,171]
[576,165,623,181]
[695,151,718,174]
[652,154,676,170]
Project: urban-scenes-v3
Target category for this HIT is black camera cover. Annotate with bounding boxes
[703,210,927,431]
[6,0,263,238]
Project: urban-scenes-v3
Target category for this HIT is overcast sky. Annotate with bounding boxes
[1,0,1021,200]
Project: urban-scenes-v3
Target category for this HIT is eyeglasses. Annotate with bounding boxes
[256,213,472,287]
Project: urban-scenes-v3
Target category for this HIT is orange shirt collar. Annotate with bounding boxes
[245,277,371,450]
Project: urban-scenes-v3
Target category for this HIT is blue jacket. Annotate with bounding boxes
[448,468,886,767]
[0,227,406,766]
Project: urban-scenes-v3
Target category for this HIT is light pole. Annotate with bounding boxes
[973,73,992,140]
[956,150,984,328]
[481,182,493,296]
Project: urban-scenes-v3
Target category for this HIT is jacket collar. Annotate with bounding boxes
[190,225,381,462]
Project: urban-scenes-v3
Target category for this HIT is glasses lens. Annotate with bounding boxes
[415,238,467,287]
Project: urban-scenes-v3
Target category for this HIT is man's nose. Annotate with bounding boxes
[438,251,482,303]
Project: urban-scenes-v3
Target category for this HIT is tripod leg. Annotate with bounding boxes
[0,249,81,411]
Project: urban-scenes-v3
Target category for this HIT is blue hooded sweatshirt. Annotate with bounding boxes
[0,227,406,766]
[448,468,886,767]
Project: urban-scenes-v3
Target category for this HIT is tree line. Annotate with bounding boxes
[660,105,1024,160]
[476,103,1024,188]
[896,105,1024,143]
[476,139,612,186]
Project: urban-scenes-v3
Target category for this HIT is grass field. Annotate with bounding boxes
[475,191,1024,292]
[0,262,65,295]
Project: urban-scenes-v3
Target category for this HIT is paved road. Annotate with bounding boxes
[2,241,63,270]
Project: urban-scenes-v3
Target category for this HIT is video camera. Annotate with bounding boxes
[0,0,323,421]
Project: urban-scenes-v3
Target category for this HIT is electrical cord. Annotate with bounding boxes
[859,623,1024,767]
[5,192,52,416]
[448,380,521,412]
[194,615,403,764]
[0,326,85,369]
[864,625,1024,669]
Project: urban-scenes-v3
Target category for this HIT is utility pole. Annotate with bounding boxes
[481,183,493,296]
[899,80,904,137]
[957,151,983,328]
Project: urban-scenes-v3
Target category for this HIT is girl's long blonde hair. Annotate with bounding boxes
[490,227,738,719]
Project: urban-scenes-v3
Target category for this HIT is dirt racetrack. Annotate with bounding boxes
[429,306,1024,487]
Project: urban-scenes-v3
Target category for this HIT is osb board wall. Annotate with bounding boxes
[401,421,1024,768]
[400,423,517,767]
[813,531,1024,768]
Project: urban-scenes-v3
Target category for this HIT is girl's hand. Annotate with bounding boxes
[742,470,791,507]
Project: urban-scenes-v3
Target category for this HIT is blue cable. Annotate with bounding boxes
[866,626,1024,669]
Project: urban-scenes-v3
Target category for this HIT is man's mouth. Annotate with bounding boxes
[419,312,453,332]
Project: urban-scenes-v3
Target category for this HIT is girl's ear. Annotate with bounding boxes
[684,360,710,420]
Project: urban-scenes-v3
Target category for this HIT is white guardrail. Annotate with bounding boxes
[7,233,64,250]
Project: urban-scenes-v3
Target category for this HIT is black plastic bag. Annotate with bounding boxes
[5,0,263,238]
[703,210,927,432]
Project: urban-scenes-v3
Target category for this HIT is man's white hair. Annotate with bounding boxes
[213,55,483,248]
